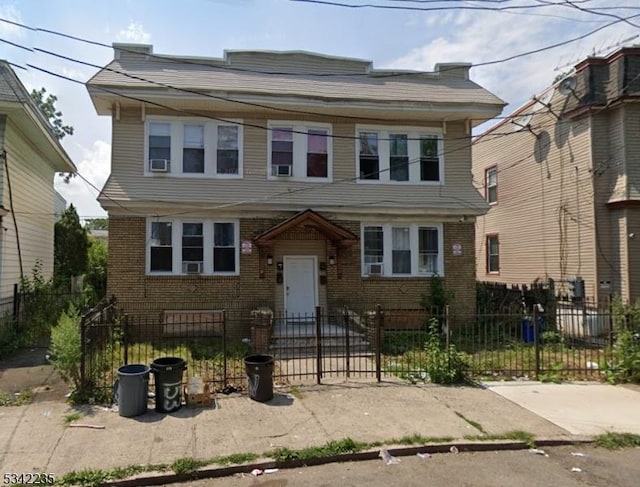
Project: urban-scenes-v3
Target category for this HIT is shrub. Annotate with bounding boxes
[49,305,82,390]
[603,297,640,384]
[422,318,470,384]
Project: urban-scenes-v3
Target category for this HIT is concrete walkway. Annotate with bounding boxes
[0,379,639,483]
[484,381,640,435]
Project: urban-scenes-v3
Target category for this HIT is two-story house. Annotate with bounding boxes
[87,44,504,335]
[473,47,640,304]
[0,62,76,314]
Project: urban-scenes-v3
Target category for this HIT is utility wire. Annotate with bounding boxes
[1,7,638,80]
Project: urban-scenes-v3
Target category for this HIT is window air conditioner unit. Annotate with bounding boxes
[272,164,292,177]
[183,261,203,274]
[367,263,384,276]
[150,159,169,172]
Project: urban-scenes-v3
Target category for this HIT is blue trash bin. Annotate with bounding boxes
[522,317,535,344]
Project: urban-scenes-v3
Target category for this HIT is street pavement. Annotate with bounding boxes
[0,379,639,484]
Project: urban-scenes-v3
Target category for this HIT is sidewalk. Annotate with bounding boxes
[1,379,639,483]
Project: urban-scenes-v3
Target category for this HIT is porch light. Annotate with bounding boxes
[329,256,336,265]
[267,255,273,265]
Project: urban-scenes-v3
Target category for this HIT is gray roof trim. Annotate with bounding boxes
[0,61,76,172]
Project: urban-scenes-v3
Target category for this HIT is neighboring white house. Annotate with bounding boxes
[0,61,76,312]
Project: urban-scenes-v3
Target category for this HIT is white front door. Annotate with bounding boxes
[284,256,317,317]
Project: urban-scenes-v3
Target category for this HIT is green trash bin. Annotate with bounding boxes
[151,357,186,413]
[115,364,150,418]
[244,354,274,402]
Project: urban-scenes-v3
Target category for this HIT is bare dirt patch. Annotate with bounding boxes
[0,348,70,403]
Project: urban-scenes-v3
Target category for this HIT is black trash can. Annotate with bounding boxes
[244,354,274,402]
[150,357,186,413]
[114,364,150,417]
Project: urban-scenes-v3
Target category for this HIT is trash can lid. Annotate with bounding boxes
[151,357,186,371]
[117,364,150,375]
[244,354,274,364]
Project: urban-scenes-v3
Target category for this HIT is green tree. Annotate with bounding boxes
[30,87,75,182]
[54,205,89,279]
[85,237,108,302]
[30,87,74,140]
[84,218,108,231]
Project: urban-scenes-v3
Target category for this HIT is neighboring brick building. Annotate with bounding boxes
[87,44,504,335]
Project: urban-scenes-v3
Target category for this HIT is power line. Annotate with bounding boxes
[1,6,637,83]
[1,11,634,218]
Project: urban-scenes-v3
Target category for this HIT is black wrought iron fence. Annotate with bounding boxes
[0,283,87,354]
[78,301,620,400]
[451,304,614,380]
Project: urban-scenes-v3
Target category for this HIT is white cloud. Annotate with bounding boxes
[55,140,110,218]
[0,5,24,39]
[61,66,89,82]
[115,21,151,44]
[386,2,639,124]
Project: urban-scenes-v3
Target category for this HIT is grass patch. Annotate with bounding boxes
[58,468,112,487]
[57,430,538,485]
[271,437,365,462]
[171,457,210,474]
[595,432,640,450]
[63,412,83,425]
[0,388,34,407]
[393,434,455,445]
[463,430,536,448]
[288,386,304,399]
[215,452,259,466]
[454,411,486,433]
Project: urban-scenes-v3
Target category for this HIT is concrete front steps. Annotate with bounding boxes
[269,322,373,359]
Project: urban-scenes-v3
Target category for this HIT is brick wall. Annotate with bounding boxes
[108,215,476,337]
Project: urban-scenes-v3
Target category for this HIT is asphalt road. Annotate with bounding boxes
[169,445,640,487]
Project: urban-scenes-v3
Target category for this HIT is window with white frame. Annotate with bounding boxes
[147,218,239,275]
[356,125,443,183]
[183,125,205,173]
[145,118,242,177]
[148,122,172,172]
[362,224,443,276]
[486,167,497,204]
[486,234,499,273]
[269,122,332,180]
[181,223,204,272]
[150,221,173,272]
[213,222,236,272]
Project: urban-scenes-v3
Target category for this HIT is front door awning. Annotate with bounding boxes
[253,209,358,248]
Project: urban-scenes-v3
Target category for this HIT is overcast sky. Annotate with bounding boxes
[0,0,637,219]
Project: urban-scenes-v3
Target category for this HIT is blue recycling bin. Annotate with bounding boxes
[522,317,535,344]
[522,315,546,344]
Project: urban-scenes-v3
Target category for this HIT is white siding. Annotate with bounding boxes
[0,119,57,300]
[105,109,486,216]
[472,89,597,296]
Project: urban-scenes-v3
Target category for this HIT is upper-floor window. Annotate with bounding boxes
[356,125,443,184]
[145,118,242,178]
[268,122,332,181]
[485,167,497,204]
[147,218,239,275]
[362,223,443,277]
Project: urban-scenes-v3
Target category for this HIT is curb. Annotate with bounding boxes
[106,438,594,486]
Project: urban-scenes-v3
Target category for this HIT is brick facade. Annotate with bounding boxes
[108,215,476,337]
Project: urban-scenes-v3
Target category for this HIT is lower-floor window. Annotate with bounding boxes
[487,234,499,273]
[147,218,239,275]
[362,223,443,276]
